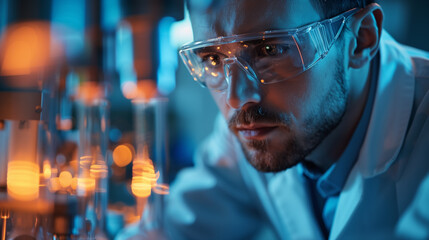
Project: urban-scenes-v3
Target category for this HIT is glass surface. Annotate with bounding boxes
[179,8,358,91]
[76,98,109,240]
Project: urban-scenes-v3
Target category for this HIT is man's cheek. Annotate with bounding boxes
[212,92,230,117]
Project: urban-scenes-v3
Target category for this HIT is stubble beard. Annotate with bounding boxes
[228,58,348,172]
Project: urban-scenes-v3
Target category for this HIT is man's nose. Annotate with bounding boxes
[224,58,261,110]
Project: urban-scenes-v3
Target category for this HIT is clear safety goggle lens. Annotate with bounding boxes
[179,8,358,91]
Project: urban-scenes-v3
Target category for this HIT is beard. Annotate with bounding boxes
[228,58,348,172]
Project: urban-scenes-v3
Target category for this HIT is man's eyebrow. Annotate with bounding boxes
[194,44,239,56]
[194,46,220,54]
[195,41,257,51]
[243,39,265,45]
[193,38,294,55]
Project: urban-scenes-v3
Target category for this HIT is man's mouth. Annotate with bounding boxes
[235,124,278,140]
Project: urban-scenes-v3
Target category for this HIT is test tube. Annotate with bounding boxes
[75,86,109,240]
[132,97,169,238]
[6,120,40,201]
[3,120,41,240]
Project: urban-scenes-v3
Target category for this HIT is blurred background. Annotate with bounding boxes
[0,0,427,239]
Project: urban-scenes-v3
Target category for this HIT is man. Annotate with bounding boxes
[165,0,429,239]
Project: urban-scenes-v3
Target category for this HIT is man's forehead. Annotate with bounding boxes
[189,0,320,41]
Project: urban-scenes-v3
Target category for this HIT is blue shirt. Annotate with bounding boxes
[301,53,379,238]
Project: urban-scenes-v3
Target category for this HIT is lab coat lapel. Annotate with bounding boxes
[329,166,364,240]
[268,167,324,240]
[329,31,415,239]
[356,31,414,178]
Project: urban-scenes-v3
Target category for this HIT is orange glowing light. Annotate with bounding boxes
[69,159,78,172]
[113,144,133,167]
[77,177,95,195]
[131,145,168,198]
[152,183,169,195]
[121,81,138,99]
[59,171,73,188]
[0,22,63,76]
[71,177,78,190]
[49,177,61,192]
[7,161,39,201]
[1,210,10,219]
[132,161,155,174]
[79,156,92,168]
[57,118,73,131]
[121,79,157,100]
[137,80,157,100]
[89,162,108,179]
[132,160,157,181]
[76,82,104,105]
[131,176,152,198]
[43,160,52,179]
[51,167,59,177]
[131,145,156,197]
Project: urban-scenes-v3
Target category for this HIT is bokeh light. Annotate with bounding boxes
[49,177,61,192]
[90,162,108,179]
[131,158,156,198]
[153,183,169,195]
[43,160,52,180]
[77,177,95,195]
[112,144,133,167]
[131,175,152,198]
[0,22,63,77]
[122,79,157,100]
[59,171,73,188]
[71,177,78,190]
[7,161,40,201]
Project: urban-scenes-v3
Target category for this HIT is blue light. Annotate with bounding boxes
[102,0,121,31]
[0,0,8,34]
[157,16,178,95]
[51,0,85,59]
[109,128,122,143]
[170,5,194,47]
[116,23,137,89]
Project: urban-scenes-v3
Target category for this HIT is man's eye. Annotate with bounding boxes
[202,54,222,67]
[258,44,288,57]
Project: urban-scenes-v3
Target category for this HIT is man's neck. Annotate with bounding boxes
[306,61,373,172]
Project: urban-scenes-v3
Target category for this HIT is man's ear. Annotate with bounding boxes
[348,3,383,68]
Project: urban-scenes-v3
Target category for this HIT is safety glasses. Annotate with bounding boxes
[179,8,359,91]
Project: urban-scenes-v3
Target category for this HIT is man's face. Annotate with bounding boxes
[190,0,349,172]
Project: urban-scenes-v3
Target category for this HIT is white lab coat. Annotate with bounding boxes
[396,173,429,239]
[165,32,429,240]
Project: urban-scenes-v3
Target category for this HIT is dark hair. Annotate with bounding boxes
[310,0,376,18]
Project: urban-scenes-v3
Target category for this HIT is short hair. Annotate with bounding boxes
[310,0,377,18]
[186,1,378,19]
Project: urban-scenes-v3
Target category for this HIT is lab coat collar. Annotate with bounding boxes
[356,31,415,178]
[267,166,325,240]
[329,31,415,239]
